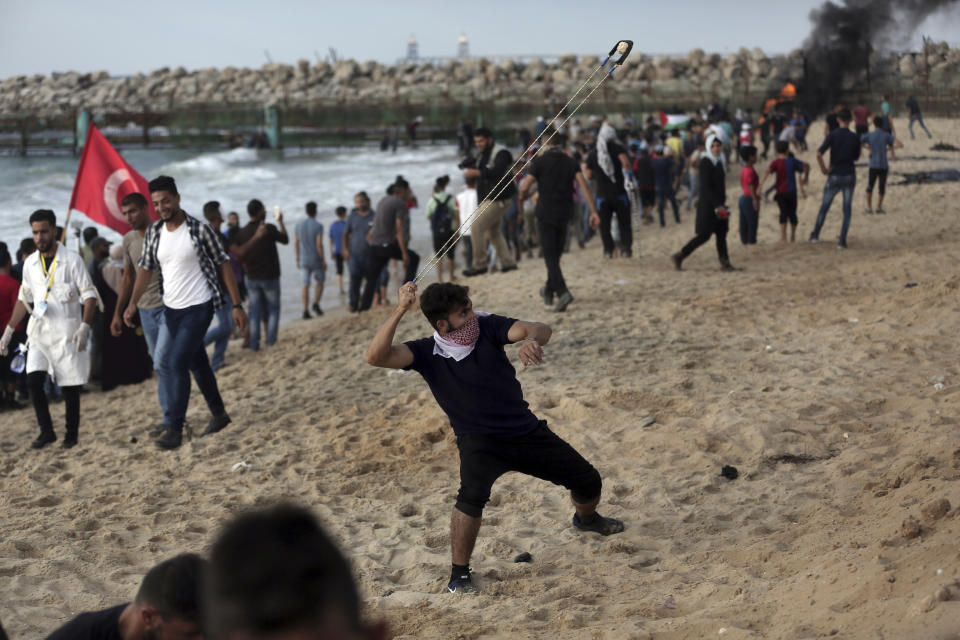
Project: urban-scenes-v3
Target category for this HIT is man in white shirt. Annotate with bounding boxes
[124,176,247,450]
[0,209,99,449]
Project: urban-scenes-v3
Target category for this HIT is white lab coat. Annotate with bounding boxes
[18,243,101,386]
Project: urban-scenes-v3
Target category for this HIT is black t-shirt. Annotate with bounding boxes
[232,221,287,280]
[817,127,861,176]
[46,604,126,640]
[586,141,627,199]
[404,314,540,437]
[528,148,581,221]
[825,113,839,132]
[633,154,654,188]
[906,98,920,115]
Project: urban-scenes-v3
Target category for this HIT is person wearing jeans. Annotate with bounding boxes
[246,279,280,350]
[810,108,861,249]
[229,198,288,350]
[201,201,236,369]
[125,175,247,450]
[359,178,420,311]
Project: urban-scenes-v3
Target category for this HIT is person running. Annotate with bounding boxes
[294,201,326,319]
[759,140,810,243]
[45,554,206,640]
[124,176,247,450]
[426,175,458,283]
[671,135,735,271]
[358,178,420,311]
[809,108,860,249]
[366,281,624,594]
[329,206,347,295]
[862,115,902,214]
[1,209,99,449]
[905,96,932,140]
[738,145,760,245]
[584,122,633,257]
[518,129,600,313]
[343,192,374,313]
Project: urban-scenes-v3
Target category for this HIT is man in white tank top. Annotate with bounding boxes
[124,176,248,450]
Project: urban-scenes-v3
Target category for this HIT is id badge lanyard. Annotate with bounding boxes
[34,253,58,318]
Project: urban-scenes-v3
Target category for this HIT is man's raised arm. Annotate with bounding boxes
[366,282,416,369]
[507,319,552,367]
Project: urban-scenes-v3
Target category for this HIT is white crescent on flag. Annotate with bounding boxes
[103,168,134,223]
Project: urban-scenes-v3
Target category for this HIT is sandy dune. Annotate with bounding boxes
[2,116,959,639]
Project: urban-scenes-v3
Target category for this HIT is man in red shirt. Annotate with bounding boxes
[852,103,872,136]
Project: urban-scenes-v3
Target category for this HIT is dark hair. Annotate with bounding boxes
[247,199,265,217]
[306,201,318,216]
[873,115,884,128]
[545,127,566,146]
[739,145,757,162]
[148,175,178,196]
[135,553,207,624]
[433,175,450,192]
[838,108,852,123]
[354,191,369,201]
[474,126,493,139]
[775,140,789,154]
[206,504,361,636]
[19,237,36,256]
[464,174,478,188]
[0,246,10,268]
[335,206,347,217]
[29,209,57,228]
[393,177,410,192]
[420,282,470,331]
[120,192,148,209]
[82,227,99,244]
[201,201,221,222]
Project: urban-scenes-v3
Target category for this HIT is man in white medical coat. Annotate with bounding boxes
[0,209,99,449]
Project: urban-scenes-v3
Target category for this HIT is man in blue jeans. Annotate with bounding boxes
[810,109,861,249]
[202,201,235,370]
[231,199,288,350]
[124,176,247,450]
[343,192,374,312]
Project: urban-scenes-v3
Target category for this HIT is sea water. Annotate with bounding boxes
[0,144,463,322]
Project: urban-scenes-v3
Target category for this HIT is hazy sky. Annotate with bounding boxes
[2,0,958,78]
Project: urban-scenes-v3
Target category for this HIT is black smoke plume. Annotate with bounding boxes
[793,0,957,115]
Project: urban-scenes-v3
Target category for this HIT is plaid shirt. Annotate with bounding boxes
[138,211,229,310]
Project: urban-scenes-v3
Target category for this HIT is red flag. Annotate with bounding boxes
[68,124,156,234]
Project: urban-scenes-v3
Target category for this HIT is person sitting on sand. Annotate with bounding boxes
[366,281,624,595]
[207,504,387,640]
[46,553,206,640]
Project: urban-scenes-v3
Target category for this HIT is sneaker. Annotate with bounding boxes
[302,310,312,320]
[865,208,873,214]
[553,291,574,313]
[312,303,324,316]
[572,513,625,536]
[61,434,78,449]
[808,236,820,244]
[875,207,886,214]
[622,249,633,258]
[539,286,554,306]
[148,425,166,439]
[500,264,518,273]
[837,242,848,250]
[31,432,57,450]
[671,252,684,271]
[447,568,478,594]
[155,428,183,450]
[462,268,487,277]
[202,413,231,437]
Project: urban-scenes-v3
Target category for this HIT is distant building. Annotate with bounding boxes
[406,35,419,63]
[457,34,470,58]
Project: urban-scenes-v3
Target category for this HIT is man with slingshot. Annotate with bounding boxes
[366,281,624,594]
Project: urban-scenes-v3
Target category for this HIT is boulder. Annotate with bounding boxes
[558,53,578,66]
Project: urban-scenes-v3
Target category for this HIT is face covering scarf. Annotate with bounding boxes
[433,311,490,361]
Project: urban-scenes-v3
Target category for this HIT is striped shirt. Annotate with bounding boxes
[138,211,229,310]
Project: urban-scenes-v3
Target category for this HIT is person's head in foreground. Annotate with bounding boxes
[206,504,387,640]
[419,282,473,335]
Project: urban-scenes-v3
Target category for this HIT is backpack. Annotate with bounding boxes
[430,193,453,234]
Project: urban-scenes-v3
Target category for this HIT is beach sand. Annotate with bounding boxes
[2,117,959,639]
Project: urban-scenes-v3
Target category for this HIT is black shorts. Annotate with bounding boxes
[775,191,798,226]
[867,168,888,195]
[855,124,869,135]
[454,422,602,518]
[433,230,455,254]
[639,188,655,207]
[333,253,344,275]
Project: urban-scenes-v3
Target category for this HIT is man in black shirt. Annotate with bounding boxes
[583,122,634,258]
[810,108,861,249]
[518,131,599,312]
[46,553,206,640]
[366,281,623,595]
[462,127,518,276]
